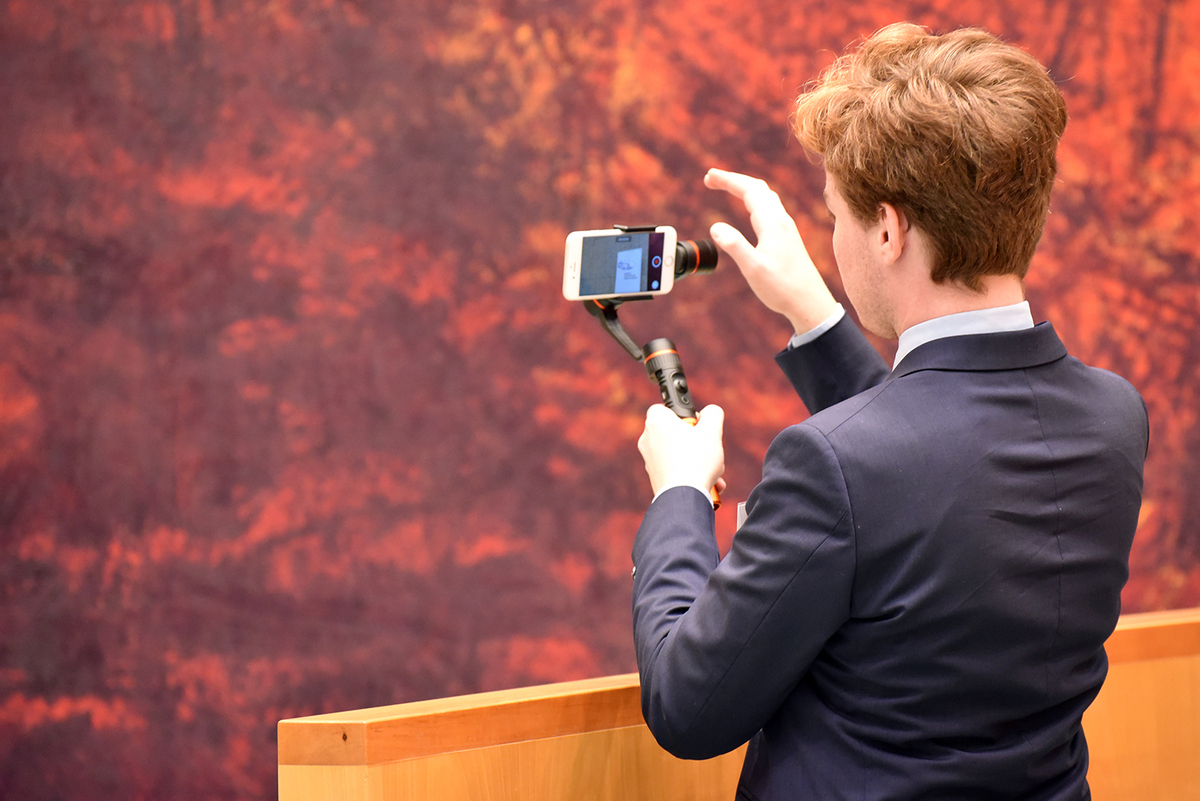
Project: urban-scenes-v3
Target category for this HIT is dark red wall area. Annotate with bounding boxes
[2,0,1198,797]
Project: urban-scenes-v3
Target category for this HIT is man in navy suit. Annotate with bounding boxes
[631,24,1148,800]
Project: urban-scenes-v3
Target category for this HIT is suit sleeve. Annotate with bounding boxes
[775,314,890,414]
[631,423,856,759]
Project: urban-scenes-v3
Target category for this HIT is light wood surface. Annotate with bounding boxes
[278,672,644,766]
[1101,606,1200,663]
[279,607,1200,801]
[1085,607,1200,800]
[278,673,746,801]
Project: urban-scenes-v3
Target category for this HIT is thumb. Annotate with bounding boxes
[646,402,683,425]
[709,222,757,267]
[695,404,725,437]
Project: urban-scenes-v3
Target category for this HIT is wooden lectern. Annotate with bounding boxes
[279,607,1200,801]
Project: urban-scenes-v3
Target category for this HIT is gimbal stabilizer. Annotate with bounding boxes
[582,225,720,505]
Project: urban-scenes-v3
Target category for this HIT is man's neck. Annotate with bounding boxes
[892,273,1026,337]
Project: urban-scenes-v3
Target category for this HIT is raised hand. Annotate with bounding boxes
[704,168,839,334]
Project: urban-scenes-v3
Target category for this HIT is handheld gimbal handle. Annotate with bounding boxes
[642,338,696,418]
[642,338,721,509]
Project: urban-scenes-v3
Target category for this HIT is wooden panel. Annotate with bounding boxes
[277,765,373,801]
[1084,607,1200,800]
[278,674,743,801]
[279,608,1200,801]
[1085,656,1200,800]
[378,727,744,801]
[1103,606,1200,663]
[279,673,644,766]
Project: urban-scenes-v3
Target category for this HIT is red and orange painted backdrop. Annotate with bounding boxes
[2,0,1197,797]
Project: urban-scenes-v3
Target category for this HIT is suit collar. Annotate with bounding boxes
[892,321,1068,376]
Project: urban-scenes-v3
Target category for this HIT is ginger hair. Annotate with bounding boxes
[792,23,1068,290]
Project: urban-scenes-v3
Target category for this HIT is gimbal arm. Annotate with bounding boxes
[582,297,719,507]
[583,298,644,361]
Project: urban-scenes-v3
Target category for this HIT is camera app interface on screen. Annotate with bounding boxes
[578,231,666,297]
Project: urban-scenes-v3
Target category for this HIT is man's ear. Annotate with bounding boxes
[877,202,910,264]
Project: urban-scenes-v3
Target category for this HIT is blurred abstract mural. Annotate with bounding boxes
[2,0,1198,797]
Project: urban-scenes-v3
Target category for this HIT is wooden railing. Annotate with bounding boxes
[1081,607,1200,799]
[279,607,1200,801]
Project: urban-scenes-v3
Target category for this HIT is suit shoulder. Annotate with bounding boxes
[788,378,894,438]
[1090,362,1143,400]
[1065,357,1147,417]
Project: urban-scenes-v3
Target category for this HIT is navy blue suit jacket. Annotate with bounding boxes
[631,317,1148,800]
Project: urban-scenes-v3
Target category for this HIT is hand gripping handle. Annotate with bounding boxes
[642,338,721,509]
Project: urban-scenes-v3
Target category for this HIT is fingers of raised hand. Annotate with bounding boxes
[705,168,771,201]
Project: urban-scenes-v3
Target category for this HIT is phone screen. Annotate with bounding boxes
[578,231,667,297]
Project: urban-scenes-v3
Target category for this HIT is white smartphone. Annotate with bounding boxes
[562,226,677,301]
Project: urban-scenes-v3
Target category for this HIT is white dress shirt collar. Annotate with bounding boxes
[893,301,1034,369]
